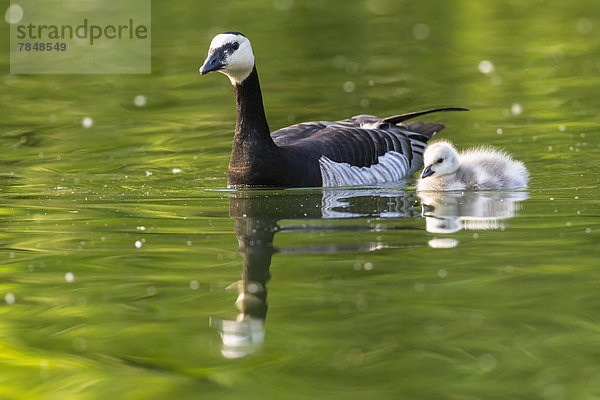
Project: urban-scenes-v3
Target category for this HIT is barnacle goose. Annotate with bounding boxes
[200,32,467,188]
[417,140,529,191]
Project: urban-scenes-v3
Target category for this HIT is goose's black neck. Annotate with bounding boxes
[233,67,273,146]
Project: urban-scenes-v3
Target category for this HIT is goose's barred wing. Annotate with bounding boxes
[271,122,332,146]
[292,121,443,169]
[271,107,467,186]
[271,115,381,146]
[305,122,444,186]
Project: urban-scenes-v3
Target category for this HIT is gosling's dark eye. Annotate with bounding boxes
[232,42,239,50]
[436,158,444,164]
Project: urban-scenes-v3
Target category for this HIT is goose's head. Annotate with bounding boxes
[421,141,459,178]
[200,32,255,85]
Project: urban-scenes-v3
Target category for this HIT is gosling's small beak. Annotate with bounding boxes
[421,165,434,178]
[200,51,224,75]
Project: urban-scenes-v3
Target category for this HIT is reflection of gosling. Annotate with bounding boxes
[417,140,529,191]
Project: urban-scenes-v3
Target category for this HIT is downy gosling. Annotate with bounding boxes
[417,140,529,191]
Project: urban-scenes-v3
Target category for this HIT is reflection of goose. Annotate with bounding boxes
[212,188,421,358]
[200,32,466,187]
[418,191,529,234]
[321,186,416,219]
[417,140,529,191]
[211,212,274,359]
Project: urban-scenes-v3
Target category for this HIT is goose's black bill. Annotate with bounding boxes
[421,165,434,178]
[200,52,225,75]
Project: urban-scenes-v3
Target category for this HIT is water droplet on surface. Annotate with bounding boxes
[5,4,23,24]
[413,23,430,40]
[355,297,368,311]
[511,103,523,115]
[65,272,74,283]
[5,293,15,305]
[134,95,147,107]
[82,117,93,128]
[478,353,497,371]
[190,280,199,290]
[478,60,495,74]
[172,168,182,174]
[135,240,143,248]
[577,18,593,35]
[343,81,356,93]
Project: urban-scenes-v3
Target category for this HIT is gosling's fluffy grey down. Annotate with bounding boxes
[417,140,529,191]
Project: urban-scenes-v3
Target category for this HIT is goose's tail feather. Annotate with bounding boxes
[382,107,468,126]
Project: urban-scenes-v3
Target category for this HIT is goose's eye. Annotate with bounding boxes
[436,158,443,164]
[232,42,239,50]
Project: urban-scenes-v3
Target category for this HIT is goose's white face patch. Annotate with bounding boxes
[423,141,459,177]
[319,151,410,187]
[204,33,255,85]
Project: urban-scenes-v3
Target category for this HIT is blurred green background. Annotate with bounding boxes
[0,0,599,399]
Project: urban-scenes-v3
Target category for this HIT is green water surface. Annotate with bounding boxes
[1,1,599,399]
